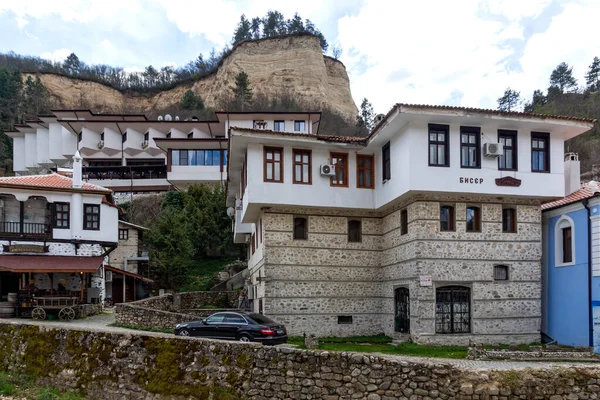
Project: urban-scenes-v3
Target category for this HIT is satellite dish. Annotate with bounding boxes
[165,114,172,121]
[158,115,164,121]
[226,207,235,217]
[175,116,180,121]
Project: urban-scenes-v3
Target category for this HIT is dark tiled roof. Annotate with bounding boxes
[370,103,598,139]
[542,181,600,210]
[229,127,366,144]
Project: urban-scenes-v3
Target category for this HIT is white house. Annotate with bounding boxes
[0,152,119,317]
[226,103,596,344]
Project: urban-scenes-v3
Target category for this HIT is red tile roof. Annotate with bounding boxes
[229,127,367,144]
[0,174,111,193]
[370,103,598,139]
[542,181,600,210]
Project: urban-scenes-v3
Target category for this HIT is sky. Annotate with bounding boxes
[0,0,599,115]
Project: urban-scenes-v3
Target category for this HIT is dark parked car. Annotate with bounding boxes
[174,312,288,345]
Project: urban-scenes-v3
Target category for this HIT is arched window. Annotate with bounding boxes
[435,286,471,334]
[554,215,575,266]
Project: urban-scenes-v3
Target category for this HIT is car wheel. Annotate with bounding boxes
[178,329,190,336]
[238,335,251,343]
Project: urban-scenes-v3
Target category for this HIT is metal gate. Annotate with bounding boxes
[435,286,471,334]
[394,287,410,333]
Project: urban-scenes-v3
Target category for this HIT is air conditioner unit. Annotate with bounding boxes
[484,142,504,157]
[105,270,113,283]
[97,140,104,149]
[320,165,336,176]
[141,140,149,149]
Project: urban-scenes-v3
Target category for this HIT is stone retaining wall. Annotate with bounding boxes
[1,322,600,400]
[468,346,600,361]
[114,301,197,330]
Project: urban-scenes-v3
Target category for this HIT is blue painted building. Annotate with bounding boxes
[542,163,600,350]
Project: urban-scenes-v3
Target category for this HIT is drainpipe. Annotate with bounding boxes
[583,198,593,347]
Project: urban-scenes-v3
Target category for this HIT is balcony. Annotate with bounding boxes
[83,165,167,181]
[0,222,52,239]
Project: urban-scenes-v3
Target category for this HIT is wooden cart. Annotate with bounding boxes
[28,296,80,321]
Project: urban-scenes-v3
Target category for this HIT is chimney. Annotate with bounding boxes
[564,152,581,196]
[72,150,83,188]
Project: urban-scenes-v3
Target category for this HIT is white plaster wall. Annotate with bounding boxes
[12,137,26,172]
[189,127,211,138]
[104,127,122,155]
[80,127,101,151]
[24,132,38,169]
[35,128,51,166]
[168,166,223,183]
[49,122,67,164]
[148,128,167,147]
[61,129,77,161]
[169,128,187,139]
[124,129,144,151]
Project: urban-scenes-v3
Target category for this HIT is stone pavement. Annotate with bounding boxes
[2,312,600,371]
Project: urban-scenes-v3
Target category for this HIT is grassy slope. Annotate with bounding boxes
[178,258,233,292]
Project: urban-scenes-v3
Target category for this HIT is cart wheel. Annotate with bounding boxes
[32,307,46,321]
[59,307,76,321]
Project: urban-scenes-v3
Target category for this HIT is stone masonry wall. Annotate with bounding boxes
[260,194,542,344]
[1,322,600,400]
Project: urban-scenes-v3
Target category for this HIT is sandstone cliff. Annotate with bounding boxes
[25,36,357,119]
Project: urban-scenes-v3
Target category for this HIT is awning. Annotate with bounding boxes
[0,255,104,273]
[104,265,154,283]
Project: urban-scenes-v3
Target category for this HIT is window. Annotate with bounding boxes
[264,147,283,183]
[167,131,172,138]
[53,203,70,229]
[382,142,391,181]
[436,286,471,333]
[460,127,481,168]
[293,149,311,184]
[252,120,266,129]
[100,131,105,141]
[274,120,285,132]
[532,132,550,172]
[294,120,305,132]
[122,131,127,143]
[502,208,516,233]
[428,124,449,167]
[187,132,193,139]
[144,131,149,142]
[293,217,307,240]
[401,209,408,235]
[357,155,374,189]
[562,227,573,263]
[119,229,128,240]
[251,233,255,254]
[224,313,247,324]
[466,206,481,232]
[259,219,262,243]
[330,153,348,187]
[498,130,517,171]
[348,220,362,242]
[494,265,509,281]
[78,131,83,143]
[83,204,100,230]
[440,205,455,232]
[337,316,353,324]
[205,314,225,324]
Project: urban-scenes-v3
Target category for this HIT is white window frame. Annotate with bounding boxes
[555,215,575,267]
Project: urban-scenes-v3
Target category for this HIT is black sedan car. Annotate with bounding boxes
[174,312,287,344]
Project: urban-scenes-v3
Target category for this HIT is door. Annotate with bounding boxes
[195,313,225,337]
[394,287,410,333]
[218,313,247,339]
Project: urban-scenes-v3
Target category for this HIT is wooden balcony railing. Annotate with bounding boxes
[0,222,52,238]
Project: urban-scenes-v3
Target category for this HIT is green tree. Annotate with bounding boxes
[286,13,304,34]
[585,56,600,92]
[250,17,261,39]
[63,52,81,74]
[180,89,204,110]
[549,62,578,94]
[356,98,374,132]
[232,71,253,111]
[523,89,547,113]
[496,88,521,111]
[233,14,252,44]
[262,11,286,38]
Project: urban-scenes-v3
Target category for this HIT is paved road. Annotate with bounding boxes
[2,312,600,371]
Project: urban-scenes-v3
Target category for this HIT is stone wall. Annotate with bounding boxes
[258,194,543,344]
[1,322,600,400]
[176,291,238,310]
[115,301,197,330]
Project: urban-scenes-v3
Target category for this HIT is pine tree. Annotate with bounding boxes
[286,13,304,34]
[356,98,374,132]
[63,53,81,75]
[549,62,578,94]
[232,71,253,111]
[523,90,547,113]
[585,56,600,92]
[180,89,204,110]
[497,88,521,111]
[250,17,261,39]
[233,14,252,44]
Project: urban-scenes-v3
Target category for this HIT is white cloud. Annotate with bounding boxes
[40,48,72,63]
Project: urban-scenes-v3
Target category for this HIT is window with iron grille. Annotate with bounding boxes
[494,265,509,281]
[83,204,100,230]
[53,202,70,229]
[293,217,307,240]
[348,219,362,242]
[435,286,471,334]
[337,316,353,324]
[394,287,410,333]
